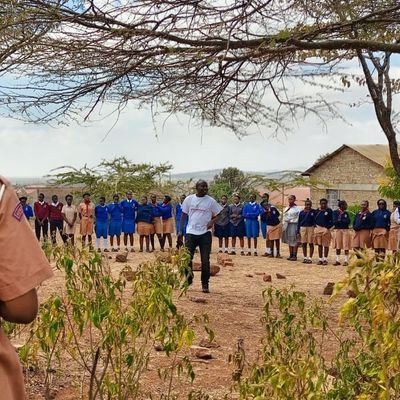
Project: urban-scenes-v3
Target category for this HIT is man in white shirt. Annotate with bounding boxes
[178,180,223,293]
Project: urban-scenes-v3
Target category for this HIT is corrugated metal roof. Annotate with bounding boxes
[303,144,393,174]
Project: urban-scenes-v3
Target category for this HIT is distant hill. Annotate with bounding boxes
[9,176,49,185]
[170,168,307,182]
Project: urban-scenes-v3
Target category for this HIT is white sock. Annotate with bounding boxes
[232,247,236,251]
[344,255,348,262]
[336,255,340,262]
[266,247,271,254]
[225,247,229,252]
[219,247,223,252]
[96,238,101,248]
[103,238,108,249]
[241,247,244,252]
[319,257,323,261]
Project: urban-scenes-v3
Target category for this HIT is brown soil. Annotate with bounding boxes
[21,240,350,399]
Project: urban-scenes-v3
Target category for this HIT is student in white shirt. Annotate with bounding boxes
[178,180,223,293]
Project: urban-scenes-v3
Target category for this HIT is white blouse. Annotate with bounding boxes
[283,205,301,224]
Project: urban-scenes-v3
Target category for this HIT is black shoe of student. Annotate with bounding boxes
[202,284,210,293]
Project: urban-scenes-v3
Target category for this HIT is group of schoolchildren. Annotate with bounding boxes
[20,190,398,265]
[20,191,189,253]
[213,193,399,266]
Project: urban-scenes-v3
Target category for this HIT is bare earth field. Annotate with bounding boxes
[22,238,350,399]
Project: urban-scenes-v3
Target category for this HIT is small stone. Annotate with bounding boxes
[276,273,286,279]
[116,253,128,263]
[263,274,272,282]
[154,343,163,351]
[255,272,265,276]
[189,297,207,304]
[190,345,212,359]
[210,264,220,276]
[245,274,253,278]
[347,289,357,298]
[323,282,335,296]
[198,338,219,348]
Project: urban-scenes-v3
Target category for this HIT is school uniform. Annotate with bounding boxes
[332,209,351,250]
[388,211,399,251]
[243,202,260,238]
[263,205,282,241]
[34,200,50,240]
[79,201,95,235]
[371,208,391,249]
[108,202,123,236]
[49,202,65,243]
[95,204,109,239]
[282,205,301,246]
[228,203,246,238]
[22,203,33,220]
[62,204,77,236]
[150,202,163,234]
[352,210,373,248]
[160,202,174,234]
[214,204,230,238]
[297,209,315,244]
[121,198,138,234]
[0,177,53,400]
[175,202,188,235]
[313,208,333,247]
[136,204,154,235]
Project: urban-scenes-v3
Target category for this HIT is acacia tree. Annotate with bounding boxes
[48,157,174,200]
[1,1,400,170]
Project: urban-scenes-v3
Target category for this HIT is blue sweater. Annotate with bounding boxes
[150,202,162,217]
[160,203,173,220]
[260,205,280,225]
[243,202,260,220]
[372,209,391,231]
[314,208,333,229]
[297,209,315,233]
[136,204,154,224]
[353,211,374,231]
[332,210,350,229]
[22,204,34,219]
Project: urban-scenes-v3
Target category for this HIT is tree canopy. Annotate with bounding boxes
[1,1,400,171]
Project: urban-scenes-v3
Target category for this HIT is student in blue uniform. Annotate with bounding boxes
[214,195,231,253]
[332,200,351,266]
[149,194,163,251]
[19,196,34,221]
[136,195,154,252]
[229,194,246,255]
[314,198,333,265]
[175,194,187,236]
[243,193,260,256]
[261,199,282,258]
[353,200,373,254]
[94,196,109,252]
[297,199,315,264]
[371,199,391,257]
[259,193,270,245]
[160,195,174,251]
[121,191,138,252]
[108,194,123,252]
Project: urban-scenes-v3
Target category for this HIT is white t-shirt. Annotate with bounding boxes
[181,194,223,235]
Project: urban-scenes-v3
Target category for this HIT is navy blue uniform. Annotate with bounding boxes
[95,204,109,238]
[314,208,333,228]
[297,209,315,234]
[353,211,374,231]
[332,210,350,229]
[372,209,391,231]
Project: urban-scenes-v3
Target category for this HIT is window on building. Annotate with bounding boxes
[326,190,339,209]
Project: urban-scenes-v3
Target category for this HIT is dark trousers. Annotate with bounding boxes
[50,219,66,244]
[35,219,49,241]
[185,231,212,285]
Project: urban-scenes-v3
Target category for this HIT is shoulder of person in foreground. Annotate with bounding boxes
[0,176,53,324]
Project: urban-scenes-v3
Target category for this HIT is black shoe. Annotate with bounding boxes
[202,284,210,293]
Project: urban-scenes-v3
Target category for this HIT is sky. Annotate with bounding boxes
[0,74,395,178]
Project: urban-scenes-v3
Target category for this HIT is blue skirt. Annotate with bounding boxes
[109,220,122,236]
[260,221,267,239]
[230,221,246,238]
[245,219,259,238]
[122,219,135,234]
[95,222,108,238]
[214,223,230,238]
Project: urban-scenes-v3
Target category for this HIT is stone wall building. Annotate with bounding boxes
[302,144,391,208]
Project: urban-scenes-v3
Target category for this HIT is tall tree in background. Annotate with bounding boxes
[1,2,400,172]
[209,168,266,200]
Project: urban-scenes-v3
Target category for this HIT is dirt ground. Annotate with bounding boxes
[22,238,350,399]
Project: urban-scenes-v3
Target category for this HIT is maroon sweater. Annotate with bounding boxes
[49,202,64,221]
[34,202,50,221]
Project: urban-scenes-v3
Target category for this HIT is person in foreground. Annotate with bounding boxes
[178,180,223,293]
[0,176,53,399]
